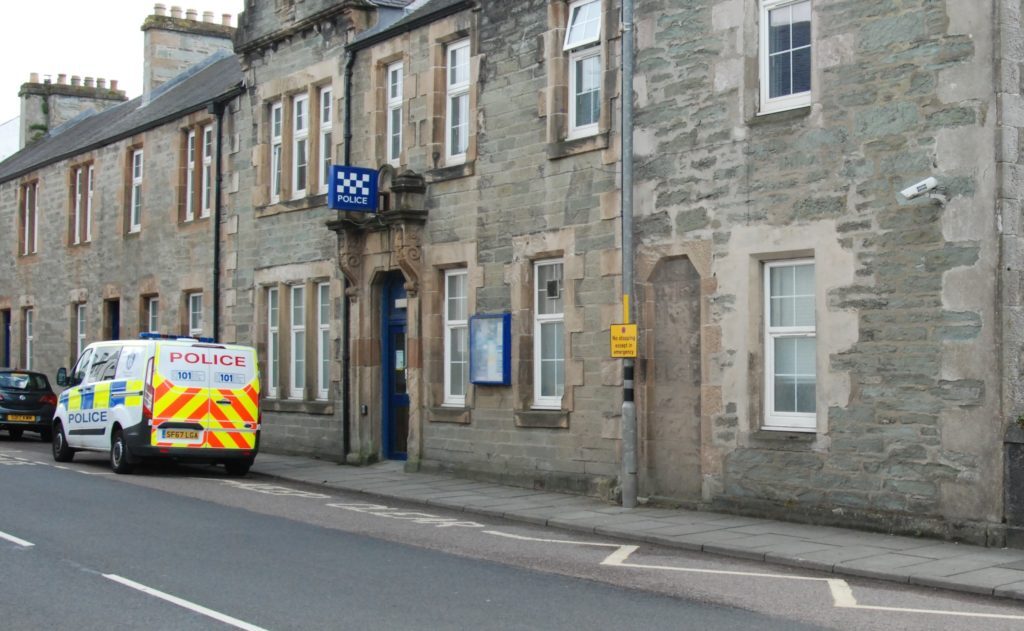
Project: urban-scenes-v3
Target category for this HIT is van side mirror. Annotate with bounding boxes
[56,367,68,387]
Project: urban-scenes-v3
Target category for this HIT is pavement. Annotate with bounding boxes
[250,452,1024,603]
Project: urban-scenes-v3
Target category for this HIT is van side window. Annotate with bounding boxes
[115,345,146,380]
[71,349,94,384]
[101,348,122,380]
[86,346,121,384]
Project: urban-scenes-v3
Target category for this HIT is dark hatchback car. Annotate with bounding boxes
[0,369,57,441]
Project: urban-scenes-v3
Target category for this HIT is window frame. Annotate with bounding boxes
[759,0,813,114]
[72,167,84,244]
[267,287,279,399]
[85,165,93,242]
[289,284,306,400]
[445,39,470,164]
[130,149,143,233]
[201,124,213,218]
[319,87,332,194]
[76,303,87,357]
[443,269,468,406]
[316,282,330,400]
[23,308,33,370]
[386,62,403,166]
[292,93,309,199]
[763,259,817,431]
[185,130,196,221]
[187,292,203,337]
[564,0,602,139]
[21,182,38,256]
[270,101,283,204]
[146,296,159,333]
[533,259,565,410]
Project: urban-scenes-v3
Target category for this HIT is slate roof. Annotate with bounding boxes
[352,0,470,49]
[0,52,243,184]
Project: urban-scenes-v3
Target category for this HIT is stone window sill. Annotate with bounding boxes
[427,161,475,183]
[748,429,816,450]
[747,105,811,127]
[514,409,569,429]
[547,131,608,160]
[262,398,333,416]
[256,193,328,218]
[428,406,471,424]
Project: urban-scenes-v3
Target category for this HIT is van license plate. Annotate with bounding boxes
[163,430,200,440]
[7,414,36,422]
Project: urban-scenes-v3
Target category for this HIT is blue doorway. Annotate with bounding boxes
[1,310,10,367]
[381,272,409,460]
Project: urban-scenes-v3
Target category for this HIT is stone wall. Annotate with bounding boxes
[633,0,1003,542]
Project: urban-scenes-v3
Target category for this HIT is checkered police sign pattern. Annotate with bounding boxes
[329,165,379,212]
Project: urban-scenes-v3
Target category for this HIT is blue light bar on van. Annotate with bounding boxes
[138,332,217,343]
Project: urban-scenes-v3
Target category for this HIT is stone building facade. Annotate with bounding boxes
[4,0,1024,546]
[628,0,1015,545]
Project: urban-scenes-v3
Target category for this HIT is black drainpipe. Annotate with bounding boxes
[341,49,356,458]
[209,99,227,341]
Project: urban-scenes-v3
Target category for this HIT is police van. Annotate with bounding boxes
[52,333,260,475]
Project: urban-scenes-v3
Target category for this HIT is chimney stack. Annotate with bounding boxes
[18,72,127,148]
[142,5,235,96]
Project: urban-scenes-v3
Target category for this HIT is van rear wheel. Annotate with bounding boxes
[52,421,75,462]
[224,459,253,476]
[110,429,135,474]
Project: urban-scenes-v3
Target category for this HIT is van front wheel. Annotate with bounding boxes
[110,429,135,474]
[52,421,75,463]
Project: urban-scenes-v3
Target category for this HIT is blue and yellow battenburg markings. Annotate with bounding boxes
[63,380,144,411]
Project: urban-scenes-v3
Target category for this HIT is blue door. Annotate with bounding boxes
[382,273,408,460]
[107,299,120,341]
[2,310,10,367]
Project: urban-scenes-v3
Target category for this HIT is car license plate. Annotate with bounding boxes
[7,414,36,422]
[162,429,200,440]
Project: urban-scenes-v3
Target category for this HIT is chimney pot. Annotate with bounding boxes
[186,8,197,20]
[84,77,95,88]
[110,79,119,91]
[203,10,213,23]
[71,75,81,87]
[154,3,167,16]
[97,78,107,89]
[170,5,182,18]
[57,74,67,85]
[222,13,232,26]
[29,72,39,83]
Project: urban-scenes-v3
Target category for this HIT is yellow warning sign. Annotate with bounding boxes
[610,323,638,358]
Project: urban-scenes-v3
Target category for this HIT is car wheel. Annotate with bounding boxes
[224,459,253,477]
[52,421,75,462]
[39,428,52,443]
[110,429,135,474]
[8,428,23,440]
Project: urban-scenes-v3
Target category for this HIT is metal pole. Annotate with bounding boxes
[621,0,637,508]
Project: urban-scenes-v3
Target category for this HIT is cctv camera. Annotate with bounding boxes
[900,177,939,200]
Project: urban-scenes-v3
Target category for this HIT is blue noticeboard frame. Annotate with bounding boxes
[328,165,379,212]
[469,313,511,386]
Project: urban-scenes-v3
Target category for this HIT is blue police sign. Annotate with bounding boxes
[329,165,379,212]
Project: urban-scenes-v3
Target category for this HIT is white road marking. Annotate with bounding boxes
[0,530,34,548]
[328,502,484,528]
[490,530,1024,621]
[104,574,269,631]
[222,480,329,498]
